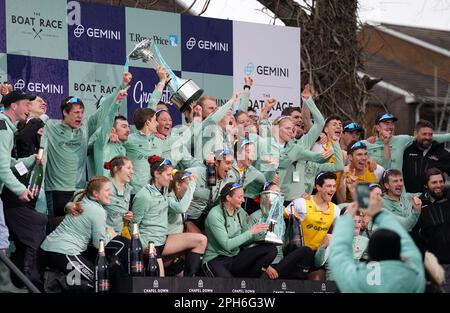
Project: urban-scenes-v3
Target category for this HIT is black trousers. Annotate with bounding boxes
[273,246,314,279]
[203,244,277,278]
[41,236,130,292]
[46,191,74,218]
[4,205,47,288]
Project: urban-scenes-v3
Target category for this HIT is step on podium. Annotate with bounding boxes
[117,277,337,293]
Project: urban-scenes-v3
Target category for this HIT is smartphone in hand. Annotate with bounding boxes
[356,183,371,210]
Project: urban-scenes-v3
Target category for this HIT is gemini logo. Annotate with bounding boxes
[244,63,255,75]
[14,79,64,94]
[186,37,229,52]
[186,37,196,50]
[73,24,121,40]
[244,63,289,77]
[73,24,84,38]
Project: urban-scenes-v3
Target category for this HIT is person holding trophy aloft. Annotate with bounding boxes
[202,182,277,278]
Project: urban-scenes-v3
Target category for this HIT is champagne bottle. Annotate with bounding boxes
[27,148,44,198]
[128,223,144,276]
[146,241,159,277]
[95,240,110,293]
[285,203,304,255]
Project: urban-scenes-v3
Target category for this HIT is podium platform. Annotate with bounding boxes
[117,277,337,293]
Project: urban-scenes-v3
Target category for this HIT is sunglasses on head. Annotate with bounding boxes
[159,159,172,168]
[155,108,169,117]
[181,171,192,180]
[344,122,361,132]
[67,97,81,104]
[225,182,242,195]
[217,149,232,159]
[350,141,367,151]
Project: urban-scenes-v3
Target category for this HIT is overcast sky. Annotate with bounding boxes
[200,0,450,31]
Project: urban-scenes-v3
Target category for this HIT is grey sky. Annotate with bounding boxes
[200,0,450,31]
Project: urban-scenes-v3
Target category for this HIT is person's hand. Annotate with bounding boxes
[367,158,377,172]
[265,265,279,280]
[318,133,328,146]
[321,147,334,160]
[156,65,170,83]
[366,136,376,144]
[230,91,241,103]
[35,153,45,166]
[107,227,117,238]
[188,173,197,182]
[321,234,333,248]
[19,189,33,202]
[37,127,44,137]
[123,211,133,221]
[155,132,166,140]
[115,86,130,104]
[250,223,269,235]
[365,190,383,217]
[1,83,12,96]
[109,132,120,143]
[301,84,314,101]
[244,76,254,87]
[193,105,202,119]
[411,196,422,213]
[379,128,392,145]
[122,72,132,86]
[344,202,358,217]
[65,202,83,216]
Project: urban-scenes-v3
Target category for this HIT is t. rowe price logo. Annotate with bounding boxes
[14,79,64,94]
[185,37,229,52]
[11,12,63,40]
[244,62,289,78]
[129,33,178,47]
[73,24,121,40]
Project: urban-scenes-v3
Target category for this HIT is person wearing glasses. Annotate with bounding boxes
[228,138,266,215]
[130,156,206,277]
[185,149,235,233]
[381,169,422,231]
[362,112,450,171]
[202,182,277,278]
[41,74,131,230]
[343,141,384,203]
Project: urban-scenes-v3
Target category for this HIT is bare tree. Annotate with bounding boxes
[257,0,369,126]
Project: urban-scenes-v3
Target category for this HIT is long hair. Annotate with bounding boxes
[68,176,110,214]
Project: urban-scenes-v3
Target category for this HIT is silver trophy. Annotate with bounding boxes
[260,190,284,245]
[128,39,204,112]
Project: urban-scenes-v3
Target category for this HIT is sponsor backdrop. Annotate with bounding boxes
[1,0,300,123]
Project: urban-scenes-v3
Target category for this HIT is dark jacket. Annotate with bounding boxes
[416,190,450,264]
[16,117,45,158]
[403,141,450,193]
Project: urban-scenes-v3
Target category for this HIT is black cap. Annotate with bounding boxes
[0,90,36,107]
[375,112,398,124]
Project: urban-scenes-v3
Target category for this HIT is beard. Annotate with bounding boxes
[428,188,444,200]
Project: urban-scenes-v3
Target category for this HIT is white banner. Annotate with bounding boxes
[232,21,301,120]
